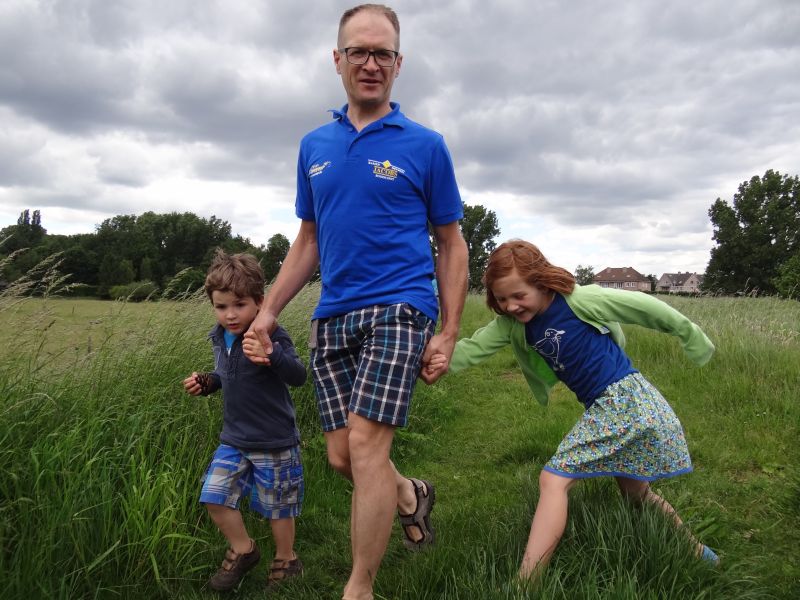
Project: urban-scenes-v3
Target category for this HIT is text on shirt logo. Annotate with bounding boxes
[309,161,331,178]
[368,159,405,181]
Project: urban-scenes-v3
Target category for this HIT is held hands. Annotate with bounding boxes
[244,309,277,365]
[242,331,271,366]
[420,352,449,384]
[419,332,456,384]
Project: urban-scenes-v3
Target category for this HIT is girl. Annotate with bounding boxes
[426,239,719,580]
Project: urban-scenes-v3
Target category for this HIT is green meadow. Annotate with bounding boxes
[0,287,798,599]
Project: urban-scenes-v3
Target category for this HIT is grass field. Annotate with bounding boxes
[0,287,798,599]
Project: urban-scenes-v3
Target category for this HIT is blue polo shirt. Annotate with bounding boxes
[296,103,463,321]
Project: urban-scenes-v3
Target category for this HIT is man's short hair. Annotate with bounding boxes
[338,4,400,50]
[204,250,265,303]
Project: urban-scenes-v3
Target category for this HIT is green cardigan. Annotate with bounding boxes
[449,284,715,406]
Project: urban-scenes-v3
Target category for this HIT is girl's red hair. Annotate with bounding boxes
[484,239,575,315]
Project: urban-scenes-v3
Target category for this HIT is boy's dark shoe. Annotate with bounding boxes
[207,541,261,591]
[267,554,303,587]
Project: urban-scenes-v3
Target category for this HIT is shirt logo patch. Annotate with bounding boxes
[368,158,405,181]
[534,328,566,372]
[309,161,331,178]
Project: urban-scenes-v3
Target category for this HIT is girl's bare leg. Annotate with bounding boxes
[615,477,703,554]
[519,471,578,580]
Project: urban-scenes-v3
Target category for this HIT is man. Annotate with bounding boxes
[245,5,468,599]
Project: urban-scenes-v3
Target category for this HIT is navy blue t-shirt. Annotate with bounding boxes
[525,294,636,408]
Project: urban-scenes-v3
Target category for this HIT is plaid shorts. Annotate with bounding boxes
[199,443,304,520]
[310,303,435,431]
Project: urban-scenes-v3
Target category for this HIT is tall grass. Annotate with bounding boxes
[0,261,797,598]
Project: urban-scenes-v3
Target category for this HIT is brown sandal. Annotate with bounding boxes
[207,540,261,591]
[397,478,436,551]
[267,554,303,587]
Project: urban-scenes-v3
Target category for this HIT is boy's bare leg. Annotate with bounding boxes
[519,471,578,580]
[206,503,252,554]
[270,517,296,561]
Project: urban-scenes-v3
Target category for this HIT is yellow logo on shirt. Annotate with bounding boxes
[368,159,405,181]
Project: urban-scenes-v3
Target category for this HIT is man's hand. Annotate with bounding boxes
[242,331,271,366]
[245,310,278,364]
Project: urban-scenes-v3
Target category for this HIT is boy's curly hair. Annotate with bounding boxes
[204,250,265,303]
[484,239,575,315]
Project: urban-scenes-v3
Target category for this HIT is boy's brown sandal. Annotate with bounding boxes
[207,541,261,591]
[267,554,303,587]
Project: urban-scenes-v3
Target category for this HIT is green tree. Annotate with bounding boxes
[574,265,595,286]
[139,256,154,282]
[58,233,102,284]
[1,209,47,253]
[262,233,291,282]
[460,203,500,290]
[96,212,234,287]
[98,256,135,297]
[162,268,206,299]
[705,170,800,295]
[773,253,800,299]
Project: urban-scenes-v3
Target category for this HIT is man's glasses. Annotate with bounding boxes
[339,47,399,67]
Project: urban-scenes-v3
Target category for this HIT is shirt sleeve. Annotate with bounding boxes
[206,372,222,395]
[581,286,715,366]
[268,327,308,387]
[425,135,463,226]
[450,316,513,372]
[295,139,315,221]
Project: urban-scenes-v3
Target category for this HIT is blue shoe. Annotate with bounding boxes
[701,545,720,565]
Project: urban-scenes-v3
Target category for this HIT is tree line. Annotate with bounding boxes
[3,170,797,301]
[0,211,291,299]
[1,205,500,299]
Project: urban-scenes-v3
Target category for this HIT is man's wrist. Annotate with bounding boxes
[436,328,459,343]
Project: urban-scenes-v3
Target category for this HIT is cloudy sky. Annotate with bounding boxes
[1,0,798,276]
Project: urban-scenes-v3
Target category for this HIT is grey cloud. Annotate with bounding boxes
[0,0,797,274]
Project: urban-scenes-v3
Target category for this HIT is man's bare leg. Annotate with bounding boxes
[325,428,424,545]
[332,414,396,600]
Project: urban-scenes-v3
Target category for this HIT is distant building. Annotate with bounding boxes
[656,272,704,293]
[593,267,651,292]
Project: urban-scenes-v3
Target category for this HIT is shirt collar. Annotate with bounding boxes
[329,102,405,129]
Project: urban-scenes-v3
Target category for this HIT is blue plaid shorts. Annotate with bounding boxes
[310,303,435,431]
[199,444,304,519]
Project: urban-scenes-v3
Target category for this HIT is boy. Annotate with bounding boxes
[183,250,306,591]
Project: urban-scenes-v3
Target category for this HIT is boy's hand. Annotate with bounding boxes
[243,331,271,365]
[183,372,214,395]
[420,352,449,385]
[183,372,204,395]
[246,310,277,364]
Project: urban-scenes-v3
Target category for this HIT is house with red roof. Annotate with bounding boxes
[593,267,651,292]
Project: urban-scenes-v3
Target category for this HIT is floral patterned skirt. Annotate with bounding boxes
[544,372,693,481]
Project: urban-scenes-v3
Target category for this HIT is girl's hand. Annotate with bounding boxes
[243,331,271,365]
[420,352,449,384]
